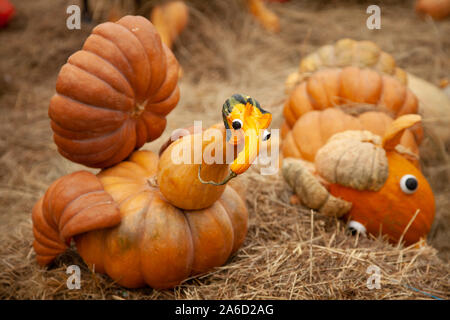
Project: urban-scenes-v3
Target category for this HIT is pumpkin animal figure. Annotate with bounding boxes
[283,115,435,246]
[32,94,272,289]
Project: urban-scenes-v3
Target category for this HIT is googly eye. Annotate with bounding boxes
[347,220,367,236]
[262,129,271,141]
[399,174,418,194]
[232,119,243,130]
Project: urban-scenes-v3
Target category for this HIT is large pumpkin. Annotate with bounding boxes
[282,108,419,165]
[32,150,248,289]
[49,16,180,168]
[283,66,422,144]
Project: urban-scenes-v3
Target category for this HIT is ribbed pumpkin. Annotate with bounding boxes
[283,66,422,144]
[285,38,407,93]
[32,150,248,289]
[49,16,180,168]
[282,108,419,166]
[283,115,435,245]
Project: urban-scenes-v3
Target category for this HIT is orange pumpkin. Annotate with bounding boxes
[282,108,420,166]
[151,1,189,49]
[32,151,247,289]
[49,16,180,168]
[285,38,407,93]
[246,0,280,33]
[283,115,435,245]
[283,66,423,144]
[415,0,450,20]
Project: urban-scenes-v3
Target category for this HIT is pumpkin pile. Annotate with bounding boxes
[32,16,272,289]
[280,39,436,245]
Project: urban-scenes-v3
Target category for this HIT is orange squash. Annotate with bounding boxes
[283,115,435,245]
[283,66,423,144]
[415,0,450,20]
[246,0,280,33]
[282,108,420,166]
[32,151,248,289]
[49,16,180,168]
[151,1,189,49]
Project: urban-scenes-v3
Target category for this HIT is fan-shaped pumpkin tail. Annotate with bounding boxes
[32,171,121,266]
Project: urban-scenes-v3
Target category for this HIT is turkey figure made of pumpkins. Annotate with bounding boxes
[33,94,272,289]
[282,115,435,246]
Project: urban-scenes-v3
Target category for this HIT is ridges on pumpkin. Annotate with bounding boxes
[49,15,181,168]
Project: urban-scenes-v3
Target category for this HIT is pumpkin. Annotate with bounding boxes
[282,108,420,166]
[246,0,280,33]
[283,66,423,144]
[49,16,180,168]
[285,38,407,93]
[151,1,189,49]
[415,0,450,20]
[283,115,435,245]
[32,151,248,289]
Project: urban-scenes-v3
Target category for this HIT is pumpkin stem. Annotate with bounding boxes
[197,163,237,186]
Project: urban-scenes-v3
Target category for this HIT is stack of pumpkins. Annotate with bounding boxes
[32,16,260,289]
[280,39,439,245]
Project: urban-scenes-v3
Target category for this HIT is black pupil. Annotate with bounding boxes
[232,120,241,130]
[263,132,271,141]
[405,177,418,191]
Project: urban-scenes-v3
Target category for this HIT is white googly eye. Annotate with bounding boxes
[262,129,271,141]
[232,119,243,130]
[347,220,367,236]
[399,174,418,194]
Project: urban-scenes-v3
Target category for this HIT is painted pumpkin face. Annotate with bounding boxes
[328,151,435,245]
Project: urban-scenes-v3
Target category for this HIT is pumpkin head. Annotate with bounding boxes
[283,115,435,245]
[32,150,248,289]
[49,16,180,168]
[283,66,423,145]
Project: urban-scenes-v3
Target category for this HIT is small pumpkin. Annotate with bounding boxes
[246,0,280,33]
[415,0,450,20]
[150,1,189,49]
[282,108,420,166]
[283,115,435,245]
[49,16,180,168]
[283,66,423,144]
[285,38,407,93]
